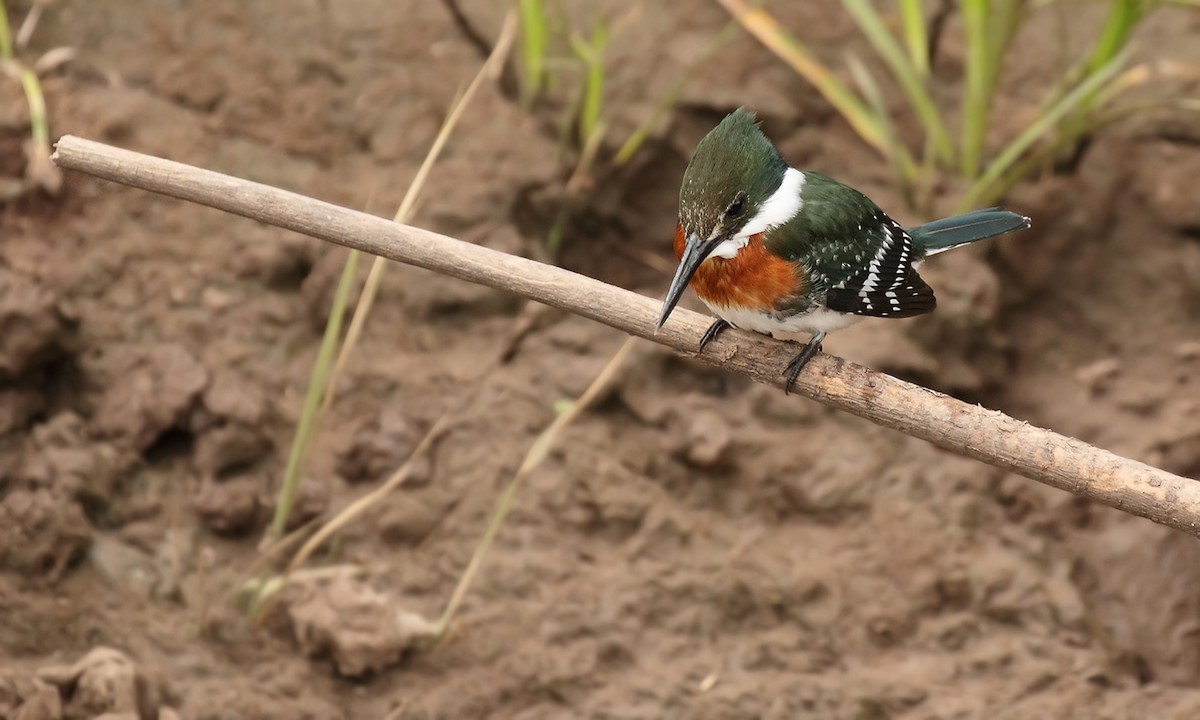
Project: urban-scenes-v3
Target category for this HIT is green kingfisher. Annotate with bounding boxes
[657,108,1031,393]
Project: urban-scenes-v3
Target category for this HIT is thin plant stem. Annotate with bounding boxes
[570,21,607,147]
[717,0,888,155]
[900,0,929,77]
[435,336,639,637]
[615,19,740,166]
[267,249,360,541]
[842,0,954,165]
[518,0,547,108]
[0,0,12,60]
[247,414,452,621]
[959,53,1127,210]
[215,515,321,624]
[284,413,451,577]
[320,11,518,415]
[960,0,990,179]
[19,65,47,152]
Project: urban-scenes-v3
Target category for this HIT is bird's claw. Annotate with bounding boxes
[698,319,732,352]
[698,321,822,394]
[782,333,825,394]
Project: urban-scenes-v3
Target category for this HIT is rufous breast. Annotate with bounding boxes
[673,224,803,311]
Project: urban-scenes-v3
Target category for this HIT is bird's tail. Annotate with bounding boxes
[909,208,1031,256]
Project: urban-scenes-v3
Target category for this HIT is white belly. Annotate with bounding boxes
[702,302,861,339]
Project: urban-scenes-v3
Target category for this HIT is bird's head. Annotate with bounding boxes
[658,108,789,330]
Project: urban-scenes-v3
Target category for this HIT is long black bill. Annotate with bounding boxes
[656,231,714,331]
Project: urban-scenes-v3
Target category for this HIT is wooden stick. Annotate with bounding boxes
[51,135,1200,536]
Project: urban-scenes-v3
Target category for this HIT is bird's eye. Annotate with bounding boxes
[725,195,747,219]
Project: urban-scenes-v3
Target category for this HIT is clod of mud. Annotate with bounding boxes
[198,370,267,429]
[32,647,167,720]
[671,408,734,469]
[376,494,445,546]
[0,487,91,577]
[1142,142,1200,231]
[777,434,886,515]
[193,424,271,477]
[1075,358,1123,395]
[188,369,272,529]
[1,678,62,720]
[284,570,438,677]
[21,412,138,513]
[0,266,65,379]
[279,476,331,531]
[92,345,209,452]
[4,415,129,577]
[614,348,684,425]
[152,55,229,113]
[337,407,428,485]
[191,475,260,535]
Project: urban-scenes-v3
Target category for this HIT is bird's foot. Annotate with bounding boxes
[782,332,826,395]
[698,319,732,352]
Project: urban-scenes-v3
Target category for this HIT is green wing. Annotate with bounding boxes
[766,172,935,318]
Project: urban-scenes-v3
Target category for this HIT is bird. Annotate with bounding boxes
[656,108,1031,393]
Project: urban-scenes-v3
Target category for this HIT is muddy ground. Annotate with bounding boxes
[2,1,1200,718]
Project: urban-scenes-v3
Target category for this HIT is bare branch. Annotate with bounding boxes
[52,135,1200,537]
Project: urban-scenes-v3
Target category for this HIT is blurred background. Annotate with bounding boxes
[2,0,1199,717]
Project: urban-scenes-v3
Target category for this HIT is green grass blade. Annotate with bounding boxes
[321,13,517,416]
[569,20,607,147]
[615,19,740,165]
[841,0,954,165]
[960,0,990,178]
[718,0,888,155]
[268,249,360,541]
[18,66,46,150]
[1047,0,1142,118]
[1074,0,1145,118]
[899,0,929,77]
[959,52,1127,210]
[0,1,12,60]
[1024,3,1158,183]
[582,29,604,145]
[1089,0,1145,73]
[981,95,1200,204]
[435,336,638,637]
[517,0,547,107]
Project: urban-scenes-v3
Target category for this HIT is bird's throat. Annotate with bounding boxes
[706,235,751,260]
